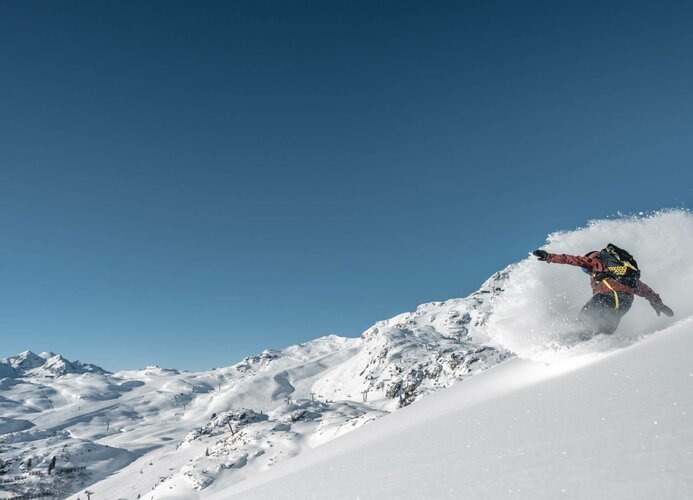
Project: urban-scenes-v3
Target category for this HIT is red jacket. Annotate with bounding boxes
[545,253,663,306]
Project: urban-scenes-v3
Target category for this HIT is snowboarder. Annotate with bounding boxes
[532,243,673,339]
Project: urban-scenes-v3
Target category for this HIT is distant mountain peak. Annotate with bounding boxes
[8,350,45,370]
[1,351,109,378]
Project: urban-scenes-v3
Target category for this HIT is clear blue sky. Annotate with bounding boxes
[1,1,692,371]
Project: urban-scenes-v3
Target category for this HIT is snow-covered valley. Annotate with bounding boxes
[2,210,692,499]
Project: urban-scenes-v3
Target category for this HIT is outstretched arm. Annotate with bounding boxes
[533,251,606,273]
[635,280,674,316]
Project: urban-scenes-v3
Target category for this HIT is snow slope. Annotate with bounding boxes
[212,317,693,499]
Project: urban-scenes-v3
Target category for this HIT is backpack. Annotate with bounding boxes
[596,243,641,288]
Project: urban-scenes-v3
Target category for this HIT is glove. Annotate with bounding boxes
[654,303,674,317]
[532,250,549,261]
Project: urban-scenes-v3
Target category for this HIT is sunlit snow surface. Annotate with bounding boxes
[218,317,693,500]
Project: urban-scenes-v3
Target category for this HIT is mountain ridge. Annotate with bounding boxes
[0,350,109,379]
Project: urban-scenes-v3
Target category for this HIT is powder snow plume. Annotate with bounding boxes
[482,209,693,361]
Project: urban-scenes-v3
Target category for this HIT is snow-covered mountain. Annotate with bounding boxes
[2,209,692,499]
[1,351,109,379]
[0,274,509,499]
